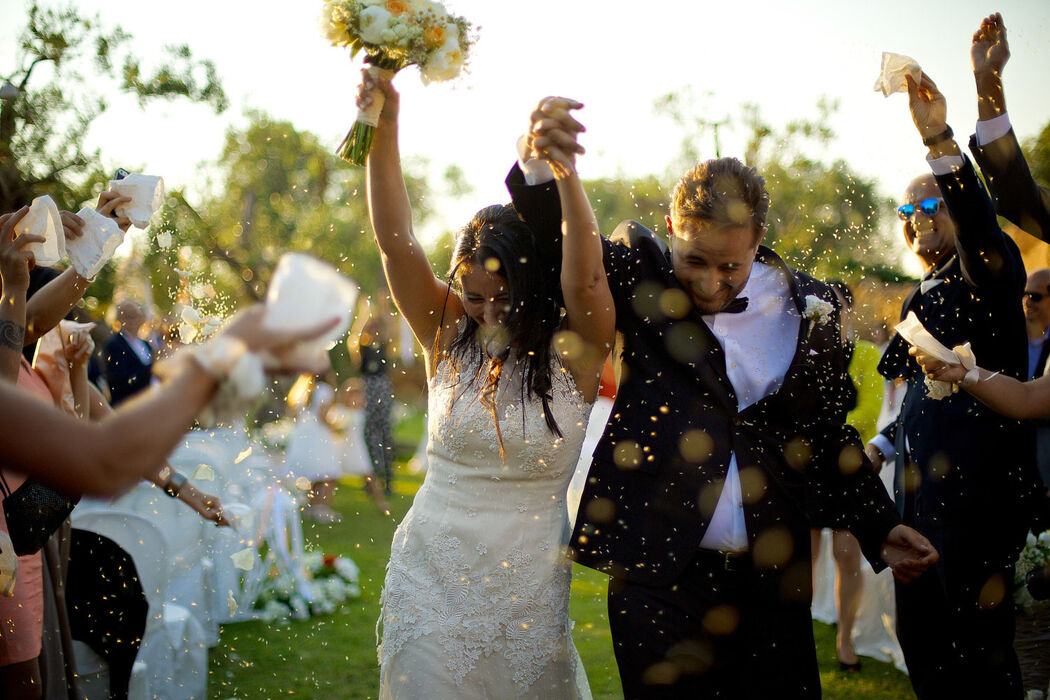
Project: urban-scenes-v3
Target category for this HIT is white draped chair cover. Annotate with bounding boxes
[71,510,208,700]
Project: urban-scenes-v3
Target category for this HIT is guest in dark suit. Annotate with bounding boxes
[513,98,937,699]
[967,13,1050,243]
[102,300,153,406]
[865,72,1042,700]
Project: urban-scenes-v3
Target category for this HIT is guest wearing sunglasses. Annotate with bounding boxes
[864,71,1041,699]
[967,13,1050,243]
[1023,269,1050,380]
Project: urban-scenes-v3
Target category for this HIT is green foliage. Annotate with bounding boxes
[584,175,668,240]
[0,1,227,213]
[1023,120,1050,189]
[654,91,903,282]
[149,112,432,316]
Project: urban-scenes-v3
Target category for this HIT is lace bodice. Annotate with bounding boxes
[379,350,590,697]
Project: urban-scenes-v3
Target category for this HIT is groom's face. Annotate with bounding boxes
[666,215,762,314]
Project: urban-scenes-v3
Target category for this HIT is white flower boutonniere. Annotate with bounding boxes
[802,294,834,337]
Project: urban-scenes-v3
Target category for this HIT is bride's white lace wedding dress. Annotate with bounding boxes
[379,351,592,699]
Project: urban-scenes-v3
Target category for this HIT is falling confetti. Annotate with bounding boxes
[234,447,252,464]
[227,590,238,616]
[156,230,173,248]
[193,464,215,481]
[231,548,255,571]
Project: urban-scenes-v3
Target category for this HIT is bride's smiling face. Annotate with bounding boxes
[459,264,511,331]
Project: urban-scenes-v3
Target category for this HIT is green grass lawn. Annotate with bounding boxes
[208,468,913,699]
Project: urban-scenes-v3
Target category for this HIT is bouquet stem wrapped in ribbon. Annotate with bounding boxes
[321,0,474,165]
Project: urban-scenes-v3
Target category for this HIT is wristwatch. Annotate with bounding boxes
[164,472,187,499]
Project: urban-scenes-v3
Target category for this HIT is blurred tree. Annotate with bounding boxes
[1023,120,1050,188]
[0,1,227,213]
[655,92,908,283]
[150,112,433,317]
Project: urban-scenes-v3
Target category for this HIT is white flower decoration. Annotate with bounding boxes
[802,294,834,325]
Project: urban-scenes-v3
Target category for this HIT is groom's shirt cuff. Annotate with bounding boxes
[975,112,1012,147]
[868,434,896,463]
[516,134,555,186]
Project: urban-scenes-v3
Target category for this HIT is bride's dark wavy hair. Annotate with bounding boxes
[434,204,563,458]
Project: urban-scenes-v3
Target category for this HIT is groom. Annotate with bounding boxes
[507,100,937,699]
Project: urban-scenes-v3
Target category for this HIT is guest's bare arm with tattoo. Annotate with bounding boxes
[0,207,38,381]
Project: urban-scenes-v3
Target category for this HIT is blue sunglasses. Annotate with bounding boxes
[898,197,943,220]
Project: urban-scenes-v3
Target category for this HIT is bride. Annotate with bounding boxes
[360,71,612,699]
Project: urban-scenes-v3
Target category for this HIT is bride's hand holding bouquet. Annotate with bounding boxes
[320,0,473,165]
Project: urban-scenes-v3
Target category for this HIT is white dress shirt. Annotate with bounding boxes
[698,262,801,552]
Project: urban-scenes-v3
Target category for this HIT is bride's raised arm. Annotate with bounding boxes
[529,98,614,402]
[362,69,462,367]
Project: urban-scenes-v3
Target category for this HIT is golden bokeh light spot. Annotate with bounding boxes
[738,466,767,504]
[680,429,713,462]
[978,573,1006,610]
[752,527,793,570]
[553,329,585,362]
[837,445,863,475]
[483,256,501,272]
[783,437,812,470]
[701,604,740,636]
[585,497,616,524]
[659,288,691,319]
[613,441,643,470]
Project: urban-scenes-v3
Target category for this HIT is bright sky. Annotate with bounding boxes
[2,0,1049,256]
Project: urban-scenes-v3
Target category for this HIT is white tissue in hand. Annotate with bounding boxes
[896,311,976,400]
[264,252,358,355]
[66,208,125,279]
[873,52,922,97]
[14,195,65,266]
[109,174,165,228]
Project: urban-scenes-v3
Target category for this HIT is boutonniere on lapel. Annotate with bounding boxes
[802,294,834,338]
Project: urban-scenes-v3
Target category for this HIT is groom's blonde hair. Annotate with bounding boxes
[670,157,770,238]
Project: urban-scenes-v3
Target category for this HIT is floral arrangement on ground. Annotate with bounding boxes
[254,551,361,622]
[1015,529,1050,615]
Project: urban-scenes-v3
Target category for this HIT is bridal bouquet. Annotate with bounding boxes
[320,0,473,164]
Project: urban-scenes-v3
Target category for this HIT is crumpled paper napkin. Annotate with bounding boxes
[895,311,976,399]
[109,174,165,229]
[263,252,358,368]
[14,195,65,267]
[874,52,922,97]
[66,207,125,279]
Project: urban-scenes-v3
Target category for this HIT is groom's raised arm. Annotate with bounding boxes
[506,159,564,281]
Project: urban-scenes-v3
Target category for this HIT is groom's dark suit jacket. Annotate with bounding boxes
[969,128,1050,244]
[508,165,900,589]
[877,156,1041,566]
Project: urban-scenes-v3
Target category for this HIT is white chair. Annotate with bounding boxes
[110,483,220,647]
[73,642,150,700]
[72,510,208,700]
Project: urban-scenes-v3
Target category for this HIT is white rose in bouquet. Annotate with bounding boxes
[422,37,465,84]
[359,5,394,43]
[320,4,350,45]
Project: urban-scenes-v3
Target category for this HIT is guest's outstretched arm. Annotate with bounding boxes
[361,70,459,363]
[531,97,615,401]
[1,306,335,495]
[0,207,35,382]
[912,347,1050,419]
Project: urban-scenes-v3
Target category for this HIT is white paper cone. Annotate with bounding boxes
[894,311,958,365]
[355,67,395,128]
[109,174,165,229]
[66,208,125,279]
[14,195,65,267]
[263,252,358,359]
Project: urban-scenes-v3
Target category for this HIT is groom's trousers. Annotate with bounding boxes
[894,493,1024,700]
[608,548,820,699]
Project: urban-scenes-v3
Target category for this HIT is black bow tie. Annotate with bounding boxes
[719,296,749,314]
